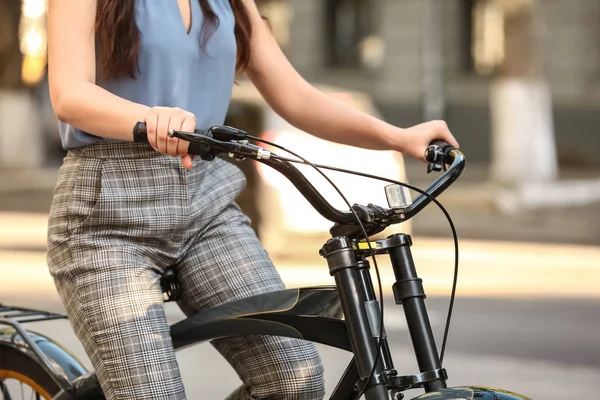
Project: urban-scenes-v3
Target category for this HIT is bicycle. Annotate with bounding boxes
[0,124,532,400]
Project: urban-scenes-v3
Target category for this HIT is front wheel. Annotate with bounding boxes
[409,387,532,400]
[0,345,60,400]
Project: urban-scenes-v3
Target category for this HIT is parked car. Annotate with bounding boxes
[225,80,411,255]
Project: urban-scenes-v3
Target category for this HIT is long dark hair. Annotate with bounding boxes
[95,0,253,80]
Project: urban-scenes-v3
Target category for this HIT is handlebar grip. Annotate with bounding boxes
[132,121,215,159]
[425,141,456,163]
[429,140,455,154]
[425,140,457,173]
[133,122,209,142]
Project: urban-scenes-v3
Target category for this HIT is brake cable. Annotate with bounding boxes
[248,136,460,397]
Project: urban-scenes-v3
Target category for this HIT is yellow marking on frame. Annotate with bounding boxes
[355,242,382,251]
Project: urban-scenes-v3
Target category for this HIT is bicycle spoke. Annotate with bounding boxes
[0,380,11,400]
[0,378,45,400]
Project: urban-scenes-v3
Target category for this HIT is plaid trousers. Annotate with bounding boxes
[47,142,325,400]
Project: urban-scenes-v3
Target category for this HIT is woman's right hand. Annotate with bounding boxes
[144,106,197,170]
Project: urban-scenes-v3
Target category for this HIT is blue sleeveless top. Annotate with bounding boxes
[59,0,237,149]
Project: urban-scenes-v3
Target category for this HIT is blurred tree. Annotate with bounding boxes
[487,0,558,186]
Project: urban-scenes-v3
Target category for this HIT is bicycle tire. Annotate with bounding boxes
[0,344,60,399]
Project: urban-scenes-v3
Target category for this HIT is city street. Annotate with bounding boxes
[1,210,600,399]
[2,0,600,398]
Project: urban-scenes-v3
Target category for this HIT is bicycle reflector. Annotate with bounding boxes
[385,184,413,210]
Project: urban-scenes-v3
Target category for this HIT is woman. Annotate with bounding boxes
[47,0,459,399]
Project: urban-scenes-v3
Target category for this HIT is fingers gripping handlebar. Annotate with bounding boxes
[132,122,248,143]
[132,122,249,161]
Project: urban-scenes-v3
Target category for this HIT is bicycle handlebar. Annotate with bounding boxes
[132,122,465,234]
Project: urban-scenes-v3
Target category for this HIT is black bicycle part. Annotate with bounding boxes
[276,154,462,366]
[0,307,75,394]
[147,126,463,394]
[132,122,248,161]
[244,134,389,400]
[160,267,183,302]
[248,135,461,399]
[409,387,533,400]
[359,235,445,392]
[329,151,464,240]
[319,237,388,400]
[0,345,60,399]
[265,150,464,231]
[140,124,465,232]
[255,149,464,240]
[356,259,396,376]
[132,122,247,143]
[0,305,90,398]
[425,140,454,173]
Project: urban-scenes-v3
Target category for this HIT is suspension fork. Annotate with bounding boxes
[386,234,447,391]
[352,233,448,393]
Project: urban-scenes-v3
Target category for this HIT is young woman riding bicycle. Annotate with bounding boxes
[47,0,458,398]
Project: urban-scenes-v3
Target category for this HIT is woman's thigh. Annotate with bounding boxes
[175,204,325,399]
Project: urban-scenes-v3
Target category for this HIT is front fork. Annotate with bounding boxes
[320,234,447,400]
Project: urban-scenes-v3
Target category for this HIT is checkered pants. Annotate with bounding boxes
[47,142,325,400]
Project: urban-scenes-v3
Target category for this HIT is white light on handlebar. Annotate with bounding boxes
[385,184,412,211]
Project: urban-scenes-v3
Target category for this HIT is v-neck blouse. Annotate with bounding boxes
[59,0,237,148]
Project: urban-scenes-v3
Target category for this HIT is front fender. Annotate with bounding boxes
[0,327,105,399]
[409,387,532,400]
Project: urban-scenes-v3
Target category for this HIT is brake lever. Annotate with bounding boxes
[169,129,271,162]
[425,145,445,173]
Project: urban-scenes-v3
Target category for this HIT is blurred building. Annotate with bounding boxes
[3,0,600,170]
[260,0,600,168]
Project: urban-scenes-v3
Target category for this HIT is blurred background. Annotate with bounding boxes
[0,0,599,399]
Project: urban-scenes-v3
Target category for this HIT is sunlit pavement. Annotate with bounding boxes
[2,211,600,399]
[2,211,599,299]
